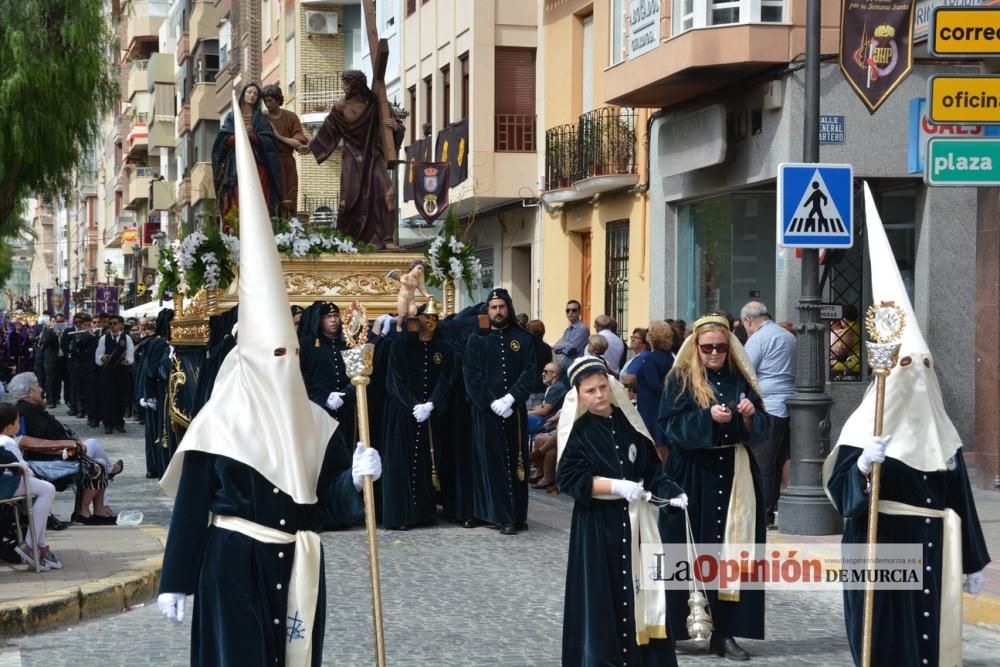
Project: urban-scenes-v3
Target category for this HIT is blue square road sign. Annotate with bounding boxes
[777,163,854,249]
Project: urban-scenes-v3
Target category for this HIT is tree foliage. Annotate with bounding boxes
[0,0,118,230]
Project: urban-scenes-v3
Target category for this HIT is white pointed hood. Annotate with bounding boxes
[826,183,961,481]
[161,93,337,504]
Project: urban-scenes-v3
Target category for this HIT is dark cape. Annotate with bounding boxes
[463,322,537,526]
[556,408,683,667]
[159,441,363,667]
[213,109,283,218]
[196,305,239,413]
[136,334,170,477]
[436,304,483,522]
[825,446,990,667]
[299,323,356,449]
[636,349,674,445]
[307,92,401,248]
[380,331,453,529]
[70,328,99,422]
[657,367,770,640]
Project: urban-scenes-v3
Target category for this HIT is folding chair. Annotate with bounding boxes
[0,463,40,573]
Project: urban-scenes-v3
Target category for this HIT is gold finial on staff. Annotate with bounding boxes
[860,300,905,667]
[341,300,386,667]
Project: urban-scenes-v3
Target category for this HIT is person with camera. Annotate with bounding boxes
[95,315,134,434]
[657,314,770,661]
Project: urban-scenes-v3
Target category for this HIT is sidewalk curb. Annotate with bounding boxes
[0,525,166,637]
[768,532,1000,629]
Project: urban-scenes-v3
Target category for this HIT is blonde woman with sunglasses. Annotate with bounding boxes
[657,314,770,662]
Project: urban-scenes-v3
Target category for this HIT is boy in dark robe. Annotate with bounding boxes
[299,301,357,446]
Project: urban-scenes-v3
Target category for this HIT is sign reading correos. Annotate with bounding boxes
[629,0,660,59]
[930,7,1000,56]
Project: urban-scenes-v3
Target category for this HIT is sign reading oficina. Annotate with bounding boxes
[629,0,660,59]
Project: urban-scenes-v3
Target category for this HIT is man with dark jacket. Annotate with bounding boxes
[39,314,70,407]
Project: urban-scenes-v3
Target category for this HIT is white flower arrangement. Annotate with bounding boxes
[424,208,481,290]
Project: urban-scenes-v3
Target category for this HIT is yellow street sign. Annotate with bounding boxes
[930,7,1000,57]
[928,75,1000,125]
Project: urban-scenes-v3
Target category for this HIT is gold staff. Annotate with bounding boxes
[860,301,905,667]
[341,300,387,667]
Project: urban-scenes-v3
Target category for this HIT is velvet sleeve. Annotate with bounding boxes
[462,336,493,409]
[428,346,453,409]
[507,335,537,403]
[949,451,992,574]
[637,433,683,500]
[159,451,217,595]
[658,377,718,450]
[555,428,595,505]
[737,380,769,445]
[318,433,364,529]
[824,445,870,519]
[385,337,418,409]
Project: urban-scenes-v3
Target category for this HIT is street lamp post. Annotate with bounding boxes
[778,0,842,536]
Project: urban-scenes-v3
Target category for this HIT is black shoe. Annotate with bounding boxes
[710,635,750,661]
[88,422,100,428]
[499,523,517,536]
[104,427,113,434]
[385,525,409,531]
[115,425,126,433]
[47,515,71,531]
[109,459,124,480]
[462,519,482,529]
[67,410,78,416]
[145,472,157,479]
[46,403,57,409]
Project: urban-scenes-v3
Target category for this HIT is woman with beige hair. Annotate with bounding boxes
[656,314,770,661]
[635,321,675,455]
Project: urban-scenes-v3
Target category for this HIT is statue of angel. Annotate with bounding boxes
[388,260,427,332]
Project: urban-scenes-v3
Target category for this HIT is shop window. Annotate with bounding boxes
[605,221,630,335]
[676,190,777,321]
[823,181,916,383]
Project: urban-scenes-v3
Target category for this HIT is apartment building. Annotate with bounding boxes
[399,0,540,312]
[26,199,61,313]
[539,0,652,337]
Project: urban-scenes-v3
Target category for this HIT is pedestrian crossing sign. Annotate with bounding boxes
[777,163,854,249]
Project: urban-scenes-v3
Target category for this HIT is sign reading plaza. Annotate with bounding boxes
[928,74,1000,124]
[925,137,1000,185]
[930,6,1000,56]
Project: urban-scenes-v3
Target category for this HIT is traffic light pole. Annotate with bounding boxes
[778,0,842,535]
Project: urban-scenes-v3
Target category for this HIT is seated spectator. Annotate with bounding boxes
[529,424,561,490]
[525,319,553,407]
[0,403,61,570]
[527,363,568,437]
[7,372,123,525]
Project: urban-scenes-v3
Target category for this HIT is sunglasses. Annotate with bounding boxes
[698,343,729,354]
[566,308,579,313]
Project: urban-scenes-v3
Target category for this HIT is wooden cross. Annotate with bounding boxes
[362,0,399,168]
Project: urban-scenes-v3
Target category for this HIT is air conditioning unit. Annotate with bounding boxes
[305,11,339,36]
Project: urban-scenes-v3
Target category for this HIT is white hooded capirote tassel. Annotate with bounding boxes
[825,183,961,482]
[161,93,337,504]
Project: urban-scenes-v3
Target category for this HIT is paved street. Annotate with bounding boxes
[2,408,999,665]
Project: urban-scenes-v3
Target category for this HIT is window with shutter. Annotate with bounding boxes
[494,47,536,152]
[582,16,594,112]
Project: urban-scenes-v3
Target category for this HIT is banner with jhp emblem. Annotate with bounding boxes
[839,0,916,113]
[412,162,450,226]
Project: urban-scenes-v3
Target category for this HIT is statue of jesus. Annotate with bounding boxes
[303,70,404,250]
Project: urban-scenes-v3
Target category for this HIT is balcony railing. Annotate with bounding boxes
[303,195,341,228]
[544,107,638,193]
[545,123,579,190]
[495,114,536,152]
[300,74,343,115]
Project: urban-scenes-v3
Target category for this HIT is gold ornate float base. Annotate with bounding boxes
[170,252,428,346]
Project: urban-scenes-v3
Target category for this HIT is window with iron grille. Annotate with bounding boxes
[605,221,629,335]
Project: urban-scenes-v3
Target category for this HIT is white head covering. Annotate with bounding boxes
[161,93,337,504]
[825,183,961,480]
[556,356,651,462]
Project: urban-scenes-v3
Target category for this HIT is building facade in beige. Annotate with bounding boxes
[400,0,541,314]
[540,0,650,337]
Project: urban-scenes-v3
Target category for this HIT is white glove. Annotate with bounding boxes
[490,398,506,416]
[499,393,516,413]
[610,479,646,503]
[857,434,892,476]
[145,398,157,410]
[412,402,433,423]
[326,392,345,411]
[157,592,186,624]
[668,493,689,509]
[965,570,986,595]
[501,407,513,419]
[139,398,147,408]
[376,314,395,337]
[352,442,382,491]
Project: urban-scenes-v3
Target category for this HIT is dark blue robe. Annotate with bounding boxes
[159,442,363,667]
[657,367,770,640]
[636,349,674,445]
[557,408,682,666]
[380,332,453,529]
[135,334,170,478]
[825,446,990,667]
[463,325,536,526]
[299,332,357,448]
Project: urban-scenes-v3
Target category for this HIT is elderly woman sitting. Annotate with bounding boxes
[7,372,123,525]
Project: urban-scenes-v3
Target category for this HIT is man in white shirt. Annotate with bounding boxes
[94,315,134,435]
[594,314,625,375]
